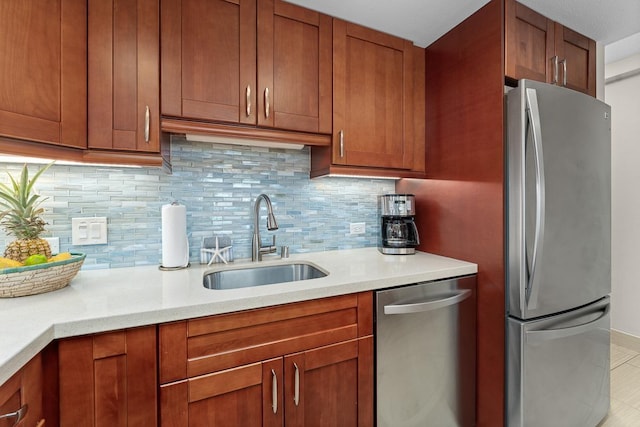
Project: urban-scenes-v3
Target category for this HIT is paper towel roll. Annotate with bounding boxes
[161,203,189,268]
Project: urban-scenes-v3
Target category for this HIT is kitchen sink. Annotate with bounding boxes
[203,262,328,290]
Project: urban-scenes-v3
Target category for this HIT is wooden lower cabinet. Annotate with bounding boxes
[57,325,157,427]
[5,294,374,427]
[284,337,373,427]
[160,337,372,427]
[0,353,43,427]
[159,293,374,426]
[161,359,280,427]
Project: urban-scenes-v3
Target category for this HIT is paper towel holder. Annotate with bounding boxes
[159,201,191,271]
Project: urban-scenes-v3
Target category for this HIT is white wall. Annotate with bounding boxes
[605,53,640,337]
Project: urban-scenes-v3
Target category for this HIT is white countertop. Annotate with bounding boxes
[0,247,476,384]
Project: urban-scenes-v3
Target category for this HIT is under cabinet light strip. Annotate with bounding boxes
[185,134,305,150]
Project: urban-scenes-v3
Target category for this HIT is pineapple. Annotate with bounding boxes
[0,163,53,263]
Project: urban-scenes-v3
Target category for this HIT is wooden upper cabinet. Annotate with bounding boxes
[505,0,554,83]
[505,0,596,97]
[162,0,256,125]
[332,20,414,170]
[0,0,86,148]
[257,0,332,133]
[554,24,596,96]
[88,0,160,153]
[161,0,331,134]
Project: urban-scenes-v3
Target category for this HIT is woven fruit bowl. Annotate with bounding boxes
[0,253,86,298]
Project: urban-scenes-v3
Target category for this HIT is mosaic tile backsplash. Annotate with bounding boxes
[0,137,394,269]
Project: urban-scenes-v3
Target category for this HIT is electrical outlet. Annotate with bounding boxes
[350,222,366,235]
[44,237,60,255]
[72,217,108,245]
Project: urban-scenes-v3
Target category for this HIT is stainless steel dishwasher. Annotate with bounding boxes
[375,275,476,427]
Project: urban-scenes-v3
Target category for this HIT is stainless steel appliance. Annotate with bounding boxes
[376,275,476,426]
[378,194,420,254]
[506,80,611,427]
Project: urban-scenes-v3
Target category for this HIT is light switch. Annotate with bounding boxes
[72,217,108,245]
[78,223,88,239]
[90,223,101,239]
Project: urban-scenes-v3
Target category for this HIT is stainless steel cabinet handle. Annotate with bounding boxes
[271,368,278,414]
[559,58,567,86]
[0,404,28,426]
[293,363,300,406]
[526,304,610,344]
[524,88,545,311]
[339,130,344,158]
[551,55,559,84]
[246,85,251,117]
[264,87,270,119]
[384,289,471,315]
[144,105,150,143]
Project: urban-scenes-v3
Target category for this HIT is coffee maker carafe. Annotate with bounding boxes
[378,194,420,254]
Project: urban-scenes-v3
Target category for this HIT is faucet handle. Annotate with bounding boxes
[271,235,277,247]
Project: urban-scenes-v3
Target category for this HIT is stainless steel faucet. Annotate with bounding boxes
[252,194,279,261]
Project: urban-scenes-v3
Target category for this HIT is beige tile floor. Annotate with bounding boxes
[598,340,640,426]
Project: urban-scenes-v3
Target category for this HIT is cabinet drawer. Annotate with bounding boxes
[160,292,373,383]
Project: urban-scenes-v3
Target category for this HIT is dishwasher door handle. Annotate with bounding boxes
[384,289,471,315]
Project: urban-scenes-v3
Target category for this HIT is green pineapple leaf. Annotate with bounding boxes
[0,162,53,239]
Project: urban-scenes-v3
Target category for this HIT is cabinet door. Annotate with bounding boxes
[0,353,43,427]
[554,24,596,97]
[160,359,283,427]
[333,20,414,170]
[162,0,256,125]
[88,0,160,152]
[0,0,86,148]
[284,337,373,427]
[257,0,332,133]
[505,0,555,83]
[58,326,157,427]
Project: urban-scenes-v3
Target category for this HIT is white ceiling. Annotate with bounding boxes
[286,0,640,62]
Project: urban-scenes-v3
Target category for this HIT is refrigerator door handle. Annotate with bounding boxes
[384,289,471,315]
[525,304,610,344]
[524,88,546,311]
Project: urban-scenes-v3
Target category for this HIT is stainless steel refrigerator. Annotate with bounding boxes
[506,80,611,427]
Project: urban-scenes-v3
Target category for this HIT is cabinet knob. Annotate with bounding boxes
[0,404,28,426]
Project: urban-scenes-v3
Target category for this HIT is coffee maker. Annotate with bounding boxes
[378,194,420,254]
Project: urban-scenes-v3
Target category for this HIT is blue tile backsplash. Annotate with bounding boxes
[0,137,394,269]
